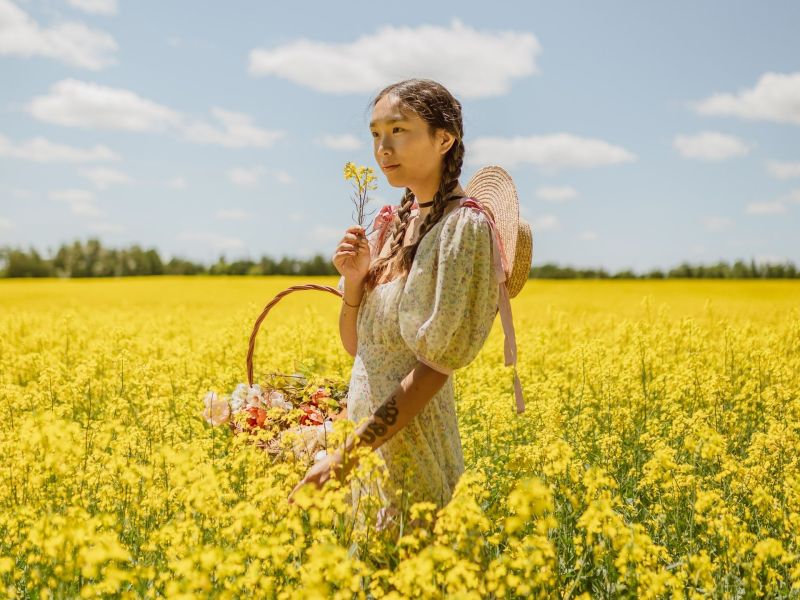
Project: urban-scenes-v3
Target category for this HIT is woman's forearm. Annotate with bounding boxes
[335,361,449,468]
[339,278,364,357]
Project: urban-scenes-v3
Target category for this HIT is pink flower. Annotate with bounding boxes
[202,391,231,426]
[267,390,292,411]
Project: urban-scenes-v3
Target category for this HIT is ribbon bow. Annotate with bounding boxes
[371,204,398,257]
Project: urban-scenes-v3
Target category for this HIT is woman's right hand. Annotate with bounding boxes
[333,226,371,282]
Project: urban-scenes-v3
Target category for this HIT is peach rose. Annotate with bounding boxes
[202,391,231,426]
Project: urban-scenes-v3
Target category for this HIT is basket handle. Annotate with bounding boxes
[246,283,344,386]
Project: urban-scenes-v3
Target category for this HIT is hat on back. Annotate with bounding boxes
[464,166,533,298]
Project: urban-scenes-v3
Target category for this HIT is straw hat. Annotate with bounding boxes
[464,166,533,298]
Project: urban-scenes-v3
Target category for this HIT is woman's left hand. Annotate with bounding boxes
[287,450,351,505]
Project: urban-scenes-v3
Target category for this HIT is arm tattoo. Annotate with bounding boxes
[358,393,400,445]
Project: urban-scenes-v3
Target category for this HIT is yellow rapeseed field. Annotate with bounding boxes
[1,276,799,598]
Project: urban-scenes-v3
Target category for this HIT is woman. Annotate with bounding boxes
[288,78,500,534]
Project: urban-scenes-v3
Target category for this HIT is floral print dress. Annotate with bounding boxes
[337,198,511,531]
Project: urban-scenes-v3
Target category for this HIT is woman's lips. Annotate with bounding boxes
[383,164,400,171]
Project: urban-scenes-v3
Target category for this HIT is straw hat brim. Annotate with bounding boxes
[507,219,532,298]
[464,165,522,284]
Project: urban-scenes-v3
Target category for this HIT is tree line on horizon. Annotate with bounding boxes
[0,238,797,279]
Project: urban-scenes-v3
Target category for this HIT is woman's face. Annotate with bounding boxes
[370,94,446,195]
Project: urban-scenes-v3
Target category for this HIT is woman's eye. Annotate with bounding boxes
[370,128,402,137]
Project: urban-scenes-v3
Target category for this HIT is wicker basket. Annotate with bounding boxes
[243,283,350,459]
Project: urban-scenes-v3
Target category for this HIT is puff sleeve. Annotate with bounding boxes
[398,207,499,374]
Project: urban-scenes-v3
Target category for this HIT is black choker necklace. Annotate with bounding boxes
[417,194,465,208]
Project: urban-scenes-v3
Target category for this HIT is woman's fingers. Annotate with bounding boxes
[341,228,366,243]
[341,232,366,244]
[338,241,368,253]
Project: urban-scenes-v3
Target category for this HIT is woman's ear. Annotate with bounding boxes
[438,128,456,156]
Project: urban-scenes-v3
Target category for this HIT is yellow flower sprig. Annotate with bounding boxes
[344,161,377,237]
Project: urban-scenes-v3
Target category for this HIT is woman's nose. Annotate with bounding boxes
[376,135,393,153]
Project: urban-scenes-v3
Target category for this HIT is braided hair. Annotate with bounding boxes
[363,78,466,292]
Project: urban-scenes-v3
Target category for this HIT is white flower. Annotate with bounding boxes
[245,384,265,409]
[267,390,292,411]
[230,383,248,412]
[202,391,231,426]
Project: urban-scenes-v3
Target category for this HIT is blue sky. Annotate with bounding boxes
[1,0,799,271]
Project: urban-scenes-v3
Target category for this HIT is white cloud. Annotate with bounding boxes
[0,133,118,162]
[532,215,559,231]
[228,166,264,187]
[79,166,130,189]
[745,201,787,215]
[26,79,180,131]
[215,208,249,220]
[673,131,750,161]
[49,189,95,202]
[0,0,117,70]
[67,0,118,16]
[167,176,187,189]
[766,160,800,180]
[467,133,636,172]
[273,169,292,184]
[701,216,734,231]
[25,80,284,148]
[577,230,597,241]
[742,189,800,215]
[689,71,800,125]
[316,133,363,150]
[182,107,285,148]
[0,216,13,230]
[536,185,578,203]
[248,18,540,98]
[177,231,245,250]
[49,188,102,216]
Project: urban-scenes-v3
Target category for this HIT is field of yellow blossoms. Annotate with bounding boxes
[1,276,798,599]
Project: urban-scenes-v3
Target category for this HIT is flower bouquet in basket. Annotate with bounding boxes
[202,363,349,463]
[201,161,376,465]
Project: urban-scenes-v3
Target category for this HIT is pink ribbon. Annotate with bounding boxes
[371,204,397,257]
[459,198,526,415]
[372,203,422,250]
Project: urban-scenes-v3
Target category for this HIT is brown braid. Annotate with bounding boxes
[363,79,466,292]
